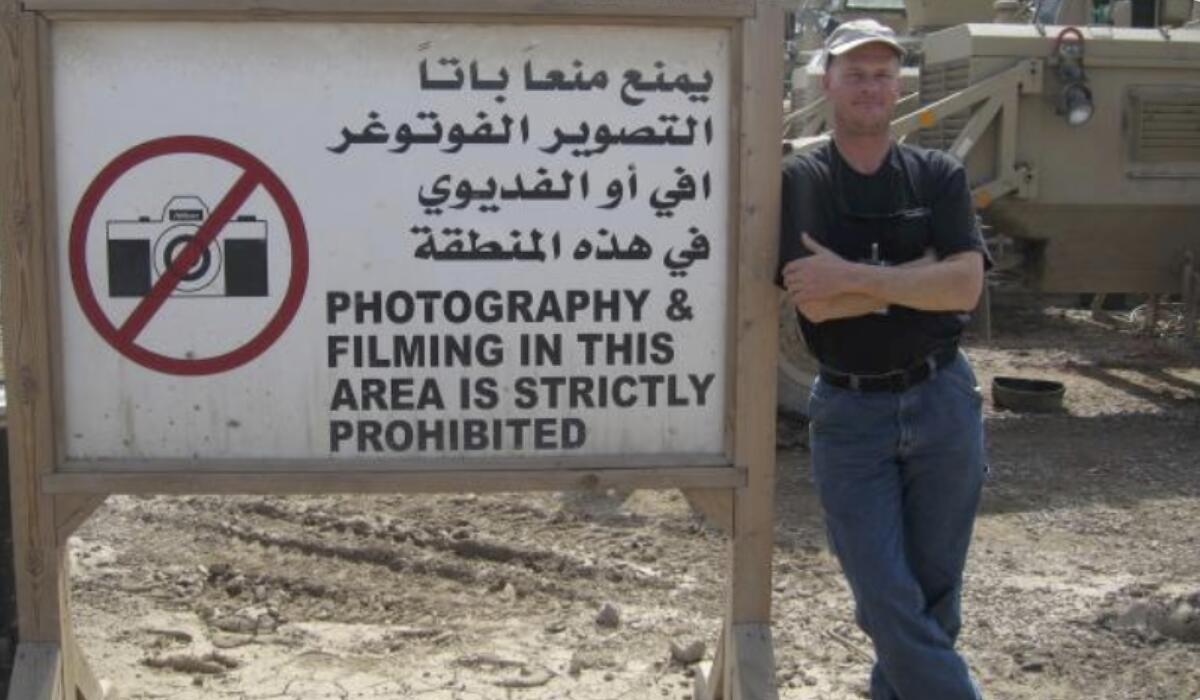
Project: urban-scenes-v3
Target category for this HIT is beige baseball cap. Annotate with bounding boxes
[824,19,905,61]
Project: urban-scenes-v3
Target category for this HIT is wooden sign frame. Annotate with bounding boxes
[0,1,782,698]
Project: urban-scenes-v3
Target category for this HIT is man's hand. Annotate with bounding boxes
[782,233,886,322]
[781,233,857,303]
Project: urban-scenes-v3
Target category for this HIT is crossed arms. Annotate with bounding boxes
[781,232,985,323]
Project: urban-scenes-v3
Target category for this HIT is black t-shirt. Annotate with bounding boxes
[778,141,989,374]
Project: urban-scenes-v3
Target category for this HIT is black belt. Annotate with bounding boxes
[819,346,959,393]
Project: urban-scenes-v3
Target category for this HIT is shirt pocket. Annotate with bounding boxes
[883,208,933,264]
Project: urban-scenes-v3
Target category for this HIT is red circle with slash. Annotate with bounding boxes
[69,136,309,376]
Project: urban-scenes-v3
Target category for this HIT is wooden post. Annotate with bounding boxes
[6,644,61,700]
[1,0,60,647]
[0,5,64,695]
[1,5,107,698]
[719,2,782,699]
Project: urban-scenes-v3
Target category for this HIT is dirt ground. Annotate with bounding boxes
[70,296,1200,700]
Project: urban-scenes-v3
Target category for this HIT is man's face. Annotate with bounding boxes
[822,43,901,136]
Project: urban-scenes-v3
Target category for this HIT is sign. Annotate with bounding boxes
[69,136,309,375]
[55,21,731,462]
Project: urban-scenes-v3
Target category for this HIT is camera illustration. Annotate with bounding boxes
[106,196,268,298]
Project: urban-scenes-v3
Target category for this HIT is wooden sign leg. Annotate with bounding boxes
[1,3,108,697]
[7,496,109,700]
[8,503,67,700]
[705,0,784,696]
[720,487,780,700]
[6,643,61,700]
[2,3,81,697]
[726,621,778,700]
[688,486,780,700]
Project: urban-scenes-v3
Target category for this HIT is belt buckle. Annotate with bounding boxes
[890,360,924,392]
[902,357,931,390]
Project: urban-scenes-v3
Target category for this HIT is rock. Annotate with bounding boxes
[1157,601,1200,643]
[224,575,246,597]
[347,516,372,535]
[210,632,254,649]
[493,669,555,689]
[595,603,621,628]
[1111,602,1155,631]
[1012,650,1052,674]
[454,653,526,670]
[256,613,279,634]
[568,649,616,676]
[669,640,706,665]
[143,628,193,644]
[211,614,257,634]
[143,652,239,675]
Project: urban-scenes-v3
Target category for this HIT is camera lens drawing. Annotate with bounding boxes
[158,232,217,290]
[107,195,268,298]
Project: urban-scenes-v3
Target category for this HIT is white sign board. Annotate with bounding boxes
[54,21,731,462]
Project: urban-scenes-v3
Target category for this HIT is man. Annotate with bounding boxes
[779,19,989,700]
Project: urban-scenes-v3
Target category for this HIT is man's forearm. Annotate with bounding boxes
[845,252,983,311]
[796,293,886,323]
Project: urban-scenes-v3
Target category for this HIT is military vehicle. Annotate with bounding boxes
[917,20,1200,296]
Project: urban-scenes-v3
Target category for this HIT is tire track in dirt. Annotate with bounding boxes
[228,498,676,590]
[118,494,679,617]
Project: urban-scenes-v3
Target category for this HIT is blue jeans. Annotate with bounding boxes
[808,351,985,700]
